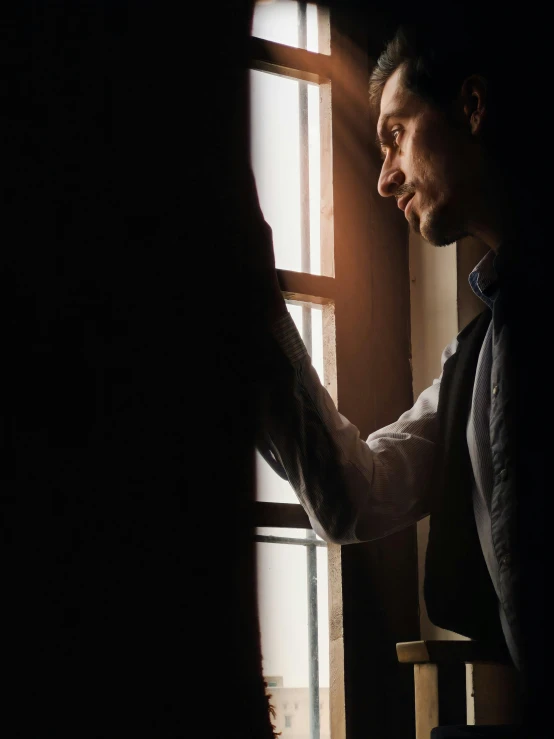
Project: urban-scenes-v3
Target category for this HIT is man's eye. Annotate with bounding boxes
[391,129,401,144]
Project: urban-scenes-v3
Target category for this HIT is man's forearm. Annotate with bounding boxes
[262,313,439,544]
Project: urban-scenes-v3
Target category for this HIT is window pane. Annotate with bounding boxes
[256,448,297,504]
[257,539,330,738]
[256,300,329,503]
[286,302,323,376]
[252,1,329,55]
[250,69,331,276]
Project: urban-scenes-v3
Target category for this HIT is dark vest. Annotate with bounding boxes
[424,309,506,647]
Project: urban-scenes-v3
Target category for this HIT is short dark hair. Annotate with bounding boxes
[369,24,495,112]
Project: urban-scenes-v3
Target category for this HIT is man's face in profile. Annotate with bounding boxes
[376,66,478,246]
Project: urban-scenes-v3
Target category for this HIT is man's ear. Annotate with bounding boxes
[460,75,487,135]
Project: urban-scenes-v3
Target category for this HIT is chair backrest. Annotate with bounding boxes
[396,640,521,738]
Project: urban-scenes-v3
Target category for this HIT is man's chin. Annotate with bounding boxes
[417,209,466,247]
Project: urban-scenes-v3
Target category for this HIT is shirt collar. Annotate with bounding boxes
[468,249,498,310]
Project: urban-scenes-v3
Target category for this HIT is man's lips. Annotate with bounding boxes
[397,193,415,212]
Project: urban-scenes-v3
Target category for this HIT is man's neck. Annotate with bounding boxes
[468,224,503,253]
[465,172,514,253]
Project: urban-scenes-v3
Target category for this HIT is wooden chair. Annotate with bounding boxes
[396,640,522,739]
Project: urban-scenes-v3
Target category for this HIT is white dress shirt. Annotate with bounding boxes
[266,250,514,652]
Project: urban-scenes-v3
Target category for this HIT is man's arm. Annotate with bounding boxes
[246,171,456,544]
[260,309,458,544]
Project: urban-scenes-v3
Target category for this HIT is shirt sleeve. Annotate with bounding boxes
[260,311,458,544]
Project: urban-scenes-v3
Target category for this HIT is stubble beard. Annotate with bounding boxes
[416,201,468,247]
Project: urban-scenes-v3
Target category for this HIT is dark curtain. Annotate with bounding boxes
[1,2,273,735]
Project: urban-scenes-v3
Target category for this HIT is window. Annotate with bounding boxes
[251,5,334,738]
[251,2,418,737]
[252,1,329,54]
[285,715,293,729]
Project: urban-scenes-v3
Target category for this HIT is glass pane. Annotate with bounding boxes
[286,302,323,376]
[256,450,297,504]
[250,69,329,276]
[252,1,329,55]
[257,539,330,738]
[256,300,325,503]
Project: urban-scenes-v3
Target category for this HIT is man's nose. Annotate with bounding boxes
[377,164,405,198]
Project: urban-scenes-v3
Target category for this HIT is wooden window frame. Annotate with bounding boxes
[251,5,419,738]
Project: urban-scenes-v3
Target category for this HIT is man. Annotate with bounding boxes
[256,24,534,739]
